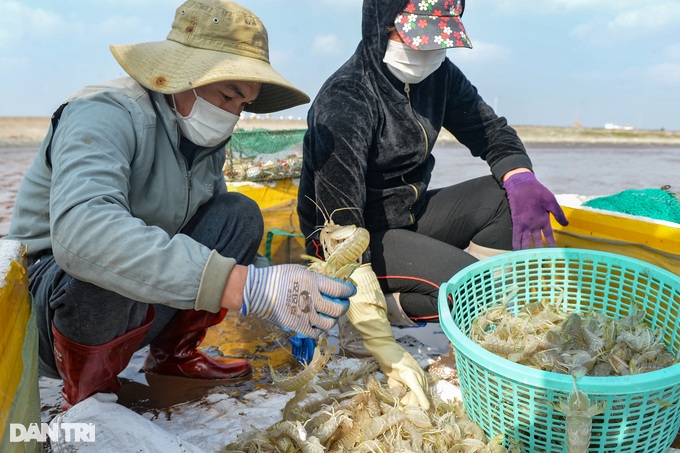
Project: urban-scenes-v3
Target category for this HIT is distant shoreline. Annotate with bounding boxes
[1,116,679,148]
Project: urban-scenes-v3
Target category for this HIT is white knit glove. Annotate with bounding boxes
[346,264,430,409]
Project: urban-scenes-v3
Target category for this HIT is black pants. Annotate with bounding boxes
[370,176,512,320]
[28,192,264,378]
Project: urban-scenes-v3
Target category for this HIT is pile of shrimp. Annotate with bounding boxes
[470,290,679,377]
[222,344,520,452]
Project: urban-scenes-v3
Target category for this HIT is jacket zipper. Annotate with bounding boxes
[176,166,193,234]
[176,147,219,233]
[403,83,428,224]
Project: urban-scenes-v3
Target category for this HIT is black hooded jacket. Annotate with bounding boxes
[297,0,532,259]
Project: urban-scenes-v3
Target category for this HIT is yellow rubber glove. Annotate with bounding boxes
[346,264,430,410]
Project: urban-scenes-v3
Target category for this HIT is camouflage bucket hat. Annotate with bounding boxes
[395,0,472,51]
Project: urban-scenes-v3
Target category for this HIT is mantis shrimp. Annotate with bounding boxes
[270,198,371,392]
[270,337,332,392]
[551,378,606,453]
[301,196,370,281]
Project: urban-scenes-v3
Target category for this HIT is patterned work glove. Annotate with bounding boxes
[241,264,355,339]
[503,172,569,250]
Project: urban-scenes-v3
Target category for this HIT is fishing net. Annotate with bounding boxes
[582,188,680,224]
[224,128,306,182]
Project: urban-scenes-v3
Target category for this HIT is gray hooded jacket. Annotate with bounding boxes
[297,0,532,259]
[8,77,235,313]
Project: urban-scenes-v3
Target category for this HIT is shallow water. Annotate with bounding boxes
[430,144,680,195]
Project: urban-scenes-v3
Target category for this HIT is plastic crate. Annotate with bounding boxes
[551,194,680,276]
[438,248,680,452]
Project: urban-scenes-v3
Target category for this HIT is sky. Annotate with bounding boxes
[1,0,679,130]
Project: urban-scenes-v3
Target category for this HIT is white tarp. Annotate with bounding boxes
[49,393,207,453]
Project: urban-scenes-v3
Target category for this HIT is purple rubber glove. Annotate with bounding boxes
[503,172,569,250]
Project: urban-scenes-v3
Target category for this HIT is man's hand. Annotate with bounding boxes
[241,264,355,339]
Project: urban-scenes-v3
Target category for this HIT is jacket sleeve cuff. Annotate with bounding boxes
[490,155,534,184]
[194,250,236,313]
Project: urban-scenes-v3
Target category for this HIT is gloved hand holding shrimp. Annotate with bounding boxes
[291,204,371,364]
[241,263,355,339]
[278,201,431,411]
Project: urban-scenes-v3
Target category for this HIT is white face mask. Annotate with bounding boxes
[383,40,447,84]
[172,90,239,147]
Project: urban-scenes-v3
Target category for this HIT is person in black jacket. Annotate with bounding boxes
[297,0,568,410]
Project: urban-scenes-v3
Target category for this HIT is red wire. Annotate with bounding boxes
[376,274,441,322]
[308,248,443,323]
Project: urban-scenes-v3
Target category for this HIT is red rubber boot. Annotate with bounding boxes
[143,308,252,380]
[52,306,155,410]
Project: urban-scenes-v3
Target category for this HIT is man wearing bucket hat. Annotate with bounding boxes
[298,0,568,410]
[7,0,355,410]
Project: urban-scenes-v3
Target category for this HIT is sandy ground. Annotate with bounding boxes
[3,116,680,147]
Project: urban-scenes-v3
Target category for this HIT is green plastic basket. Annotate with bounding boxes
[438,248,680,453]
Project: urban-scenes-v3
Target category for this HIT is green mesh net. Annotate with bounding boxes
[583,188,680,224]
[224,128,306,182]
